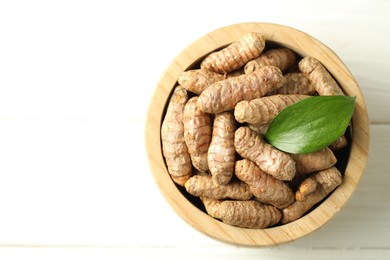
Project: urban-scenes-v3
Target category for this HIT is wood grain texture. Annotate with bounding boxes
[145,23,370,247]
[0,122,387,248]
[0,247,389,260]
[1,0,390,258]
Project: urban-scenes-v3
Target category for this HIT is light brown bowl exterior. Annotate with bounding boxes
[145,22,370,247]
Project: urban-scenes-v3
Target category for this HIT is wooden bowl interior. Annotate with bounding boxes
[145,22,370,247]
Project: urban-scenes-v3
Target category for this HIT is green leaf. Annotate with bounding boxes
[265,96,356,154]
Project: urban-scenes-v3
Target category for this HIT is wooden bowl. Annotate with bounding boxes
[145,22,370,247]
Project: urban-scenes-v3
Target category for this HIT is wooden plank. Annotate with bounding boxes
[0,1,389,123]
[0,247,389,260]
[0,121,387,248]
[0,119,208,245]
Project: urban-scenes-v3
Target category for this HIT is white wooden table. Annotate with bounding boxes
[0,0,389,259]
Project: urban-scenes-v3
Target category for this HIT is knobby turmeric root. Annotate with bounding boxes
[299,57,344,96]
[271,72,316,95]
[234,126,296,181]
[183,97,212,172]
[234,94,310,125]
[200,32,265,74]
[201,197,281,229]
[235,159,294,208]
[184,174,252,200]
[197,66,285,114]
[226,68,245,78]
[311,167,343,194]
[291,147,337,174]
[247,123,269,136]
[329,135,348,150]
[178,69,224,95]
[161,86,192,186]
[244,48,296,74]
[281,167,342,223]
[208,112,236,185]
[295,177,318,201]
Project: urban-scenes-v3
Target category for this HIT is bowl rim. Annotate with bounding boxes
[145,22,370,247]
